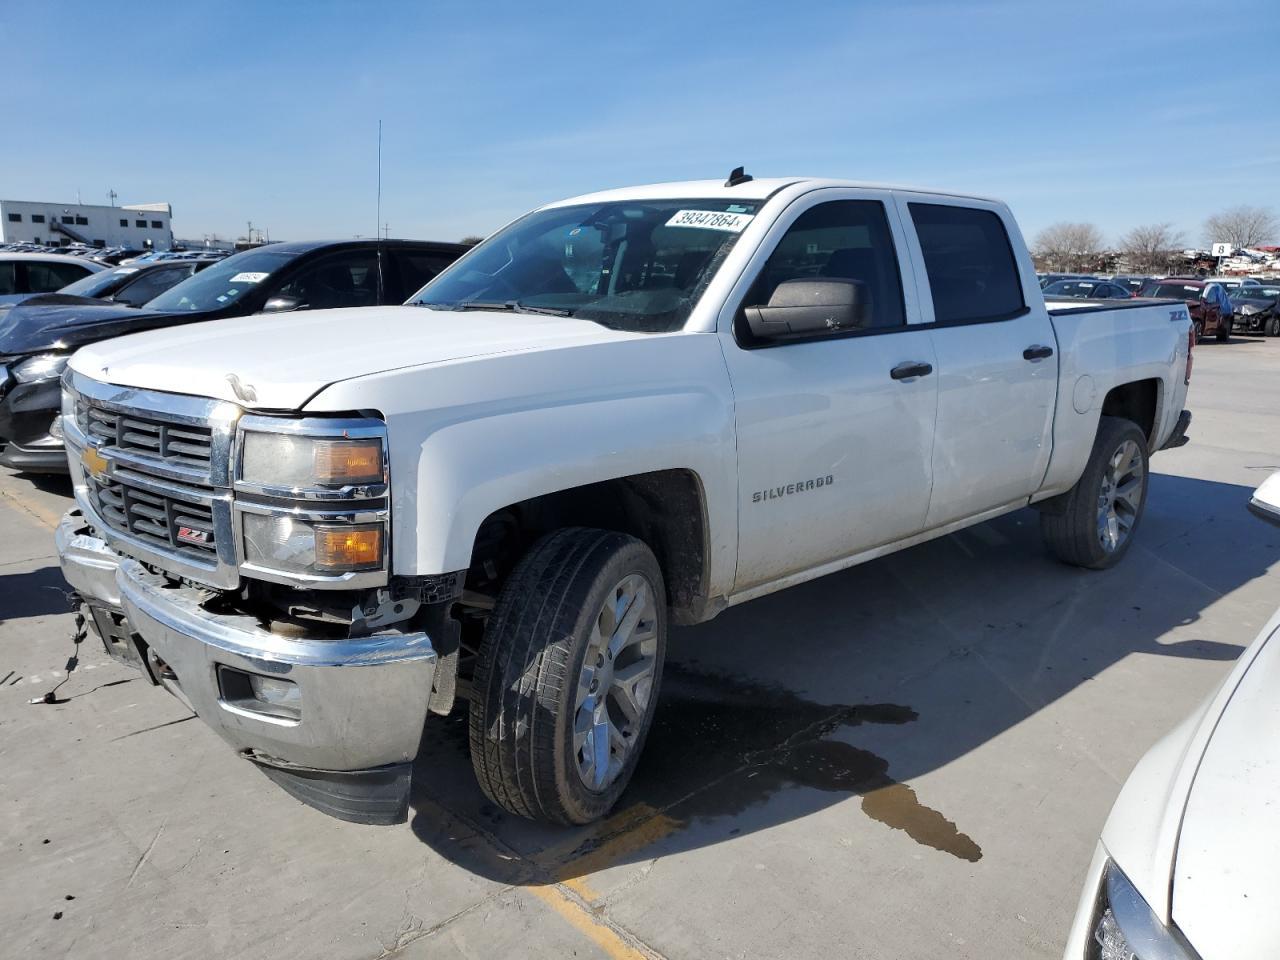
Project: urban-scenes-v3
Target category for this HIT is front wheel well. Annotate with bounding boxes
[465,469,711,626]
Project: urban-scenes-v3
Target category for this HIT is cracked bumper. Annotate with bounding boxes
[55,509,438,824]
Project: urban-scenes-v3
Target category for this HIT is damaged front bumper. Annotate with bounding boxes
[56,509,437,824]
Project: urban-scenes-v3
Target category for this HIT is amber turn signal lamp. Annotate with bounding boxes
[313,440,383,485]
[314,524,383,571]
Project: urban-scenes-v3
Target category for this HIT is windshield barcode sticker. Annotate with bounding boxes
[666,210,754,233]
[230,272,269,284]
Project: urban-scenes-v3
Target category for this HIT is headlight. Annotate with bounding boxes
[239,430,385,491]
[1091,862,1200,960]
[242,513,384,575]
[12,354,70,383]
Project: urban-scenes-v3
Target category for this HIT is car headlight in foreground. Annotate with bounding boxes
[1091,863,1200,960]
[12,353,70,383]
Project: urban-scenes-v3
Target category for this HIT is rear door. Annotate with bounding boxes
[718,190,938,593]
[894,195,1059,527]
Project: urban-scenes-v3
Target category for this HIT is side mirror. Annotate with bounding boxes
[743,278,871,341]
[1249,471,1280,527]
[261,294,304,313]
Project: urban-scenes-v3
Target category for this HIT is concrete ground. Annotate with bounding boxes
[2,339,1277,960]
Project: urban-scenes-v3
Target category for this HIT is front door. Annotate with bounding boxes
[718,192,939,593]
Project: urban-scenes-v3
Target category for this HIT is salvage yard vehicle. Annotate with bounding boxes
[0,252,104,305]
[1042,278,1132,300]
[1229,283,1280,336]
[55,173,1194,826]
[1136,277,1232,342]
[1062,470,1280,960]
[0,239,467,472]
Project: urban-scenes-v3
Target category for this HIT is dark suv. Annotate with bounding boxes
[0,239,468,471]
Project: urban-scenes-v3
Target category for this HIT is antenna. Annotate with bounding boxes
[376,119,383,240]
[724,166,753,187]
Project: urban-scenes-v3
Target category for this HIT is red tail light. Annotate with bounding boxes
[1185,323,1195,385]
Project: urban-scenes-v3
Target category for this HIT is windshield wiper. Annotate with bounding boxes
[430,300,576,317]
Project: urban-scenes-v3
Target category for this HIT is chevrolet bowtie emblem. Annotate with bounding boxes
[81,446,109,480]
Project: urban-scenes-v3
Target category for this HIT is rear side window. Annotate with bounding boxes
[0,262,16,295]
[909,203,1025,323]
[392,251,458,301]
[25,260,93,293]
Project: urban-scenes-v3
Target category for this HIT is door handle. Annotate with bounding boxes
[1023,344,1054,361]
[890,361,933,380]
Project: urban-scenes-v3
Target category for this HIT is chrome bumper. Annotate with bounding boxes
[55,510,438,824]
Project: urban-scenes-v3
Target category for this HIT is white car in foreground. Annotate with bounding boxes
[1063,471,1280,959]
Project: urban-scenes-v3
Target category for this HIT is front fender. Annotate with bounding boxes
[306,333,738,598]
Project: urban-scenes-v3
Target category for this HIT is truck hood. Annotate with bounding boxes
[68,305,642,410]
[0,299,203,355]
[1170,609,1280,959]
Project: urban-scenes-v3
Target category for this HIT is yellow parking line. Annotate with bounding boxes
[0,485,63,530]
[528,883,656,960]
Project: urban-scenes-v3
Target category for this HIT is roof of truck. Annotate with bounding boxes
[545,177,1003,208]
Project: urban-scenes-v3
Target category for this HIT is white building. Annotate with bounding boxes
[0,198,174,251]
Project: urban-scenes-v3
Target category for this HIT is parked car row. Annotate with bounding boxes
[0,238,468,470]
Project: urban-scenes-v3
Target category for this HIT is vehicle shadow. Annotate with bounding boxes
[0,565,76,624]
[407,473,1272,884]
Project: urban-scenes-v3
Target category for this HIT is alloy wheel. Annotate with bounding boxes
[1096,439,1145,554]
[573,573,660,791]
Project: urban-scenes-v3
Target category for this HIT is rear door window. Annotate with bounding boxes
[0,262,16,295]
[390,249,459,301]
[908,203,1026,323]
[24,260,94,293]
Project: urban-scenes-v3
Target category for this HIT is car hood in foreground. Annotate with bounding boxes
[69,305,646,410]
[0,298,200,355]
[1171,609,1280,959]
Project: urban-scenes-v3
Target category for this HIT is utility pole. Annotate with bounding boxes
[108,189,117,207]
[384,222,389,239]
[376,119,382,241]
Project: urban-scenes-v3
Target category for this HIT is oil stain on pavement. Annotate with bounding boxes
[616,664,982,862]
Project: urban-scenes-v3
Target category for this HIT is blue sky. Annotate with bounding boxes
[3,1,1276,247]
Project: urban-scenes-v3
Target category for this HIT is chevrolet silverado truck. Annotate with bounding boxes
[55,173,1194,825]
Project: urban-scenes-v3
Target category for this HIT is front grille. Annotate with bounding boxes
[87,472,218,563]
[77,396,213,469]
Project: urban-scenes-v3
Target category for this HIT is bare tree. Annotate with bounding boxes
[459,235,485,246]
[1118,222,1186,274]
[1204,206,1279,250]
[1032,222,1107,273]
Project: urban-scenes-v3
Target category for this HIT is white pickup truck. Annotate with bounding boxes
[55,173,1194,825]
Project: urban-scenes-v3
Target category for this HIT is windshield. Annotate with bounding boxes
[1043,280,1100,297]
[1140,282,1203,299]
[57,266,139,299]
[1237,286,1280,300]
[144,248,298,312]
[410,199,763,332]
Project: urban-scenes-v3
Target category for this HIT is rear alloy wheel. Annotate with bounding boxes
[469,528,666,824]
[1268,315,1280,337]
[1041,416,1150,569]
[1192,318,1204,342]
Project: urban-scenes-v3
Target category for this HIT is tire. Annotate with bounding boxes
[1192,318,1204,342]
[1268,315,1280,337]
[1040,416,1150,570]
[1216,315,1230,342]
[469,527,667,824]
